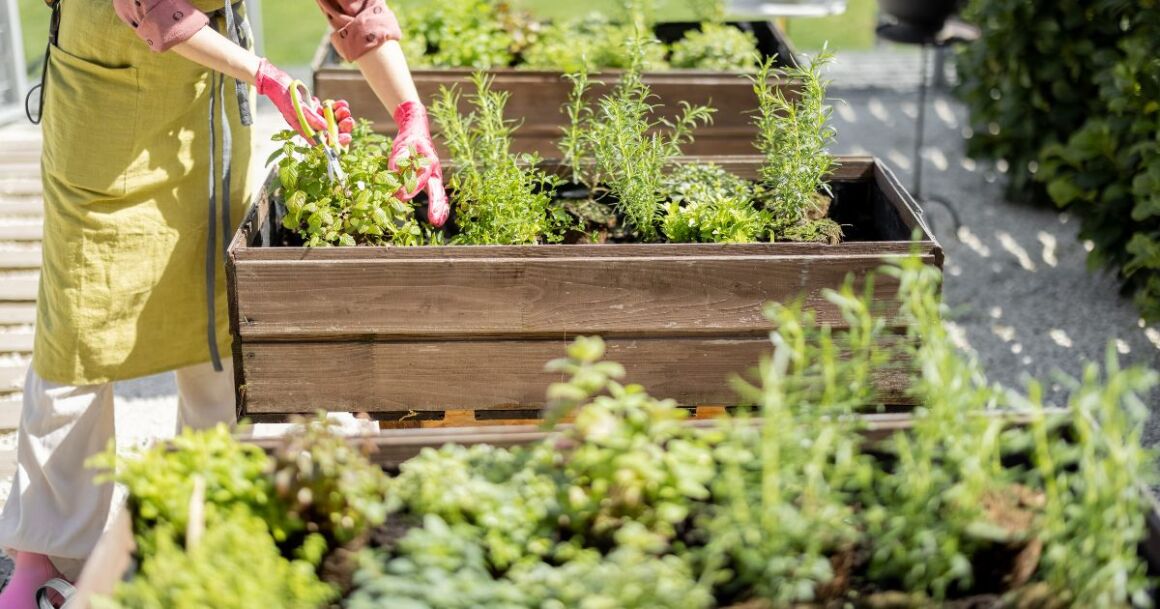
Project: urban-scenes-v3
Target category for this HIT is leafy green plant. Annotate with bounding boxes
[94,510,337,609]
[562,37,715,241]
[430,73,571,245]
[346,515,530,609]
[1020,348,1157,608]
[695,301,877,605]
[957,0,1160,320]
[753,50,841,243]
[394,0,518,69]
[669,23,760,72]
[521,13,668,73]
[388,444,559,571]
[865,258,1019,599]
[102,260,1159,609]
[660,163,770,243]
[87,424,296,556]
[272,121,436,247]
[268,416,392,550]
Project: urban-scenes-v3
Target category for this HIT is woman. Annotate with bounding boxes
[0,1,445,605]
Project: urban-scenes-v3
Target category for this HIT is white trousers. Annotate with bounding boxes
[0,359,236,579]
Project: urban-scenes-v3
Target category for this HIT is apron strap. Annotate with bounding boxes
[204,0,252,372]
[206,71,223,372]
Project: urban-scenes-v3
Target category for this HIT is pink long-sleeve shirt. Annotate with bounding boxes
[112,0,402,61]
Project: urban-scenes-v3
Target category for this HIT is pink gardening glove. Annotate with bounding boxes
[256,59,354,147]
[390,101,449,228]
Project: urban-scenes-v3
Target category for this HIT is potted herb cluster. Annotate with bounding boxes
[227,48,940,420]
[311,0,801,156]
[77,258,1160,609]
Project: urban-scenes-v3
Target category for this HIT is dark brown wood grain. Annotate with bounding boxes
[227,156,941,418]
[236,335,911,415]
[232,253,915,340]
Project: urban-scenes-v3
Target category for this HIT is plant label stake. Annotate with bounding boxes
[290,80,347,186]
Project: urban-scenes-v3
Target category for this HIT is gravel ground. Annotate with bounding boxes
[826,85,1160,444]
[1,57,1158,585]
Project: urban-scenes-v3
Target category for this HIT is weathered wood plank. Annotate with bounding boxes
[0,333,34,353]
[0,278,38,302]
[0,304,36,324]
[234,238,926,262]
[0,223,43,241]
[0,249,41,270]
[234,253,915,340]
[239,336,910,416]
[0,199,44,217]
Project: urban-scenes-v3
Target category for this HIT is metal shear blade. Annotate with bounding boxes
[289,80,346,185]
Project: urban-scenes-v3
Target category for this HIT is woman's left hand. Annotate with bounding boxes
[390,101,449,228]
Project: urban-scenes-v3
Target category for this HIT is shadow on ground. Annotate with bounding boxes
[829,85,1160,442]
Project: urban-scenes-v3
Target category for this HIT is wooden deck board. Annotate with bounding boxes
[0,304,36,324]
[0,223,42,242]
[0,249,41,270]
[0,333,34,353]
[0,278,38,302]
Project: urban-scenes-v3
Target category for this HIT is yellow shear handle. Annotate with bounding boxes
[323,100,345,153]
[289,80,320,143]
[290,80,344,151]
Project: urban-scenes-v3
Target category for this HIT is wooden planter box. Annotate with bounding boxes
[225,156,942,422]
[66,412,1160,608]
[311,21,800,157]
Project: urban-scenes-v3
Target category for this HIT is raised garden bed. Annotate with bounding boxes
[67,412,1160,609]
[311,21,800,157]
[226,156,941,421]
[72,263,1160,609]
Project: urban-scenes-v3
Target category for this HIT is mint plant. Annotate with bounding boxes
[271,121,437,247]
[430,73,571,245]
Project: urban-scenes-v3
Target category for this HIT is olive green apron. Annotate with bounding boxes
[33,0,255,385]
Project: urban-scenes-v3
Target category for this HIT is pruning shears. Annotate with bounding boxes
[290,80,347,185]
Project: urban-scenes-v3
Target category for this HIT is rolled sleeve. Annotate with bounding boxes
[317,0,402,62]
[113,0,209,52]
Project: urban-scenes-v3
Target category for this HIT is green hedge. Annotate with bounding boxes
[956,0,1160,319]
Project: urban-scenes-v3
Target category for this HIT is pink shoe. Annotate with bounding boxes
[0,552,64,609]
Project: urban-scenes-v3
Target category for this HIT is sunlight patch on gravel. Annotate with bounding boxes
[997,232,1037,272]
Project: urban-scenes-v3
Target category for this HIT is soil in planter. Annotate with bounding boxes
[267,178,902,248]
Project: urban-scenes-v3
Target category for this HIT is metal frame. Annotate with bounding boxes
[245,0,264,56]
[727,0,847,18]
[0,0,28,124]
